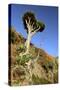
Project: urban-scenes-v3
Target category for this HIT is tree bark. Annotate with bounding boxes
[25,33,31,54]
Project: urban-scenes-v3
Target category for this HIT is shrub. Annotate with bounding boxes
[16,54,33,65]
[16,56,25,65]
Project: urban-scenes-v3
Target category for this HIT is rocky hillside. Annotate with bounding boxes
[9,27,58,86]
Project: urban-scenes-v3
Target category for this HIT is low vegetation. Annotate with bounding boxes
[9,28,58,86]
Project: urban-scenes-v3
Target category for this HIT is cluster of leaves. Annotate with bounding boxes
[16,54,33,66]
[23,12,36,32]
[23,12,45,33]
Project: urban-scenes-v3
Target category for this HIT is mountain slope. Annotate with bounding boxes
[9,28,58,86]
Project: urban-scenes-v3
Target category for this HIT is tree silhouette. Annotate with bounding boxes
[22,12,45,54]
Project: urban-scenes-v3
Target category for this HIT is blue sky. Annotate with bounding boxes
[9,4,58,56]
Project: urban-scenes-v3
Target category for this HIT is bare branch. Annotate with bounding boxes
[25,20,29,26]
[31,22,35,28]
[35,26,41,32]
[31,26,41,36]
[28,17,31,24]
[25,20,30,30]
[33,50,40,62]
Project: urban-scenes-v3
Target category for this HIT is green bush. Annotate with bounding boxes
[16,54,33,65]
[16,56,25,65]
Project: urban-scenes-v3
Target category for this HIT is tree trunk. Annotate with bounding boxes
[25,33,31,54]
